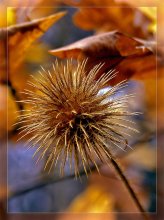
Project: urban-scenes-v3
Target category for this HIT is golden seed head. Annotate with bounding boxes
[19,59,137,177]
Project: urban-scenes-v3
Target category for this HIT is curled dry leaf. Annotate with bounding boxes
[0,11,66,83]
[8,11,66,73]
[49,31,156,85]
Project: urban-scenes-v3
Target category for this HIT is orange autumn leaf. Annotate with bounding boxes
[0,11,66,83]
[67,0,155,39]
[115,0,158,7]
[49,31,156,85]
[0,40,6,83]
[8,11,66,73]
[0,85,19,138]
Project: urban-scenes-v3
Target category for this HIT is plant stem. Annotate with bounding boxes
[109,156,150,220]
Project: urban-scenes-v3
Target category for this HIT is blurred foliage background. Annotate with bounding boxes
[0,0,163,220]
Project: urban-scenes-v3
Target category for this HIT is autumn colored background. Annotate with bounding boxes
[0,0,163,220]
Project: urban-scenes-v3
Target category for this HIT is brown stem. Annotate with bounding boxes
[109,156,150,220]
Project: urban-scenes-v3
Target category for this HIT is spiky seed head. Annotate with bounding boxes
[18,59,137,177]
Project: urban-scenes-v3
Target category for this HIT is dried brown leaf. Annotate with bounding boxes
[49,31,156,85]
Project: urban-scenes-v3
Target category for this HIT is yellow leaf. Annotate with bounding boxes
[7,7,17,26]
[139,7,157,33]
[67,185,114,213]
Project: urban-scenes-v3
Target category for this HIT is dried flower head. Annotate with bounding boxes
[18,59,137,177]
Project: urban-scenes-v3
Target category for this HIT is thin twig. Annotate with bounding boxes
[109,155,150,220]
[8,165,96,199]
